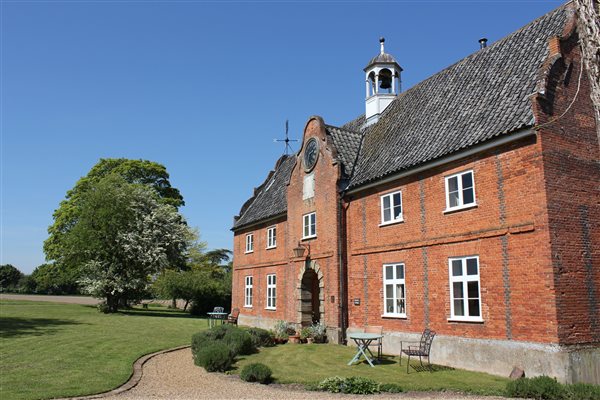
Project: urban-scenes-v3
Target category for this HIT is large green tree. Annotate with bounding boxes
[44,158,184,291]
[0,264,23,292]
[63,174,191,312]
[152,245,232,313]
[30,263,80,295]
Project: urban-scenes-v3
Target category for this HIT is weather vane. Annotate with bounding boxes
[274,119,298,155]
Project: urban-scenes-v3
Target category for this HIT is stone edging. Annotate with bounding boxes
[59,345,191,400]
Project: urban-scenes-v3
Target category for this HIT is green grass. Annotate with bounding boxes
[0,300,207,400]
[234,343,509,395]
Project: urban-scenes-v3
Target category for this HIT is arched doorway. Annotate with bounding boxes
[300,269,321,326]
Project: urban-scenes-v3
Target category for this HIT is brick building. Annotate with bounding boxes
[231,3,599,384]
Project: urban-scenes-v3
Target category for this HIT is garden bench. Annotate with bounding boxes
[400,328,436,373]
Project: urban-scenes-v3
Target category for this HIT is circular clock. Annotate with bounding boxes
[303,138,319,172]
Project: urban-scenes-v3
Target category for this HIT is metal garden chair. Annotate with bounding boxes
[400,328,436,372]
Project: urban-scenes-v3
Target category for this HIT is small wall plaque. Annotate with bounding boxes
[353,298,361,306]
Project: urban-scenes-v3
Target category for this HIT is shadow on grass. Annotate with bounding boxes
[118,308,205,320]
[405,363,455,373]
[0,317,83,338]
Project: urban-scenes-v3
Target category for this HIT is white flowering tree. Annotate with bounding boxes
[64,174,191,312]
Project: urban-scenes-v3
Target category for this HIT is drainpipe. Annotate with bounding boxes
[337,193,348,345]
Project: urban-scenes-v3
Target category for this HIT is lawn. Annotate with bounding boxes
[0,300,207,400]
[234,343,510,396]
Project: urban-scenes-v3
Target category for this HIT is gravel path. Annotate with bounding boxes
[104,348,509,400]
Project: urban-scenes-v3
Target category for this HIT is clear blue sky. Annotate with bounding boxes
[1,0,562,274]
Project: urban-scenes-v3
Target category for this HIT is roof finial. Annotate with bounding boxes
[380,37,385,54]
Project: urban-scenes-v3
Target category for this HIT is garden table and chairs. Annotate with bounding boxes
[207,306,228,328]
[347,332,383,367]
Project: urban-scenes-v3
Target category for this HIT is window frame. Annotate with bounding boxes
[266,226,277,249]
[266,274,276,310]
[380,190,404,226]
[244,276,253,308]
[448,256,483,322]
[444,170,477,213]
[302,212,317,239]
[382,263,407,318]
[245,233,254,253]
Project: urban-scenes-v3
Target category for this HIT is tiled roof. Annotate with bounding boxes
[233,5,569,229]
[348,5,568,189]
[342,115,366,133]
[232,155,295,230]
[326,125,364,178]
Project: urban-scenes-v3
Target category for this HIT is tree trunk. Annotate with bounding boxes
[106,294,119,313]
[183,299,189,312]
[118,297,129,309]
[171,297,177,309]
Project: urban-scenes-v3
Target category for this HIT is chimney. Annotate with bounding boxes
[479,38,488,49]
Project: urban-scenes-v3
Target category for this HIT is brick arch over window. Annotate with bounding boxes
[296,260,325,325]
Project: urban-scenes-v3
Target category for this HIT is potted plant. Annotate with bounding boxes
[300,327,312,343]
[288,331,301,344]
[310,322,327,343]
[273,320,294,344]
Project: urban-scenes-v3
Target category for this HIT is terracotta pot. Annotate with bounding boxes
[288,334,301,344]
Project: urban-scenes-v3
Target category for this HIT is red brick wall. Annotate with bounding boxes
[286,117,343,329]
[232,116,344,331]
[232,217,288,321]
[231,22,598,350]
[345,136,561,344]
[534,30,600,345]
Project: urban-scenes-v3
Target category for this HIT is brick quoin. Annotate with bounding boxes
[532,25,600,346]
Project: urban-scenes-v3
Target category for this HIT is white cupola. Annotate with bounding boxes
[364,37,402,126]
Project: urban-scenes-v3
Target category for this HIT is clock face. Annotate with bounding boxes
[303,138,319,172]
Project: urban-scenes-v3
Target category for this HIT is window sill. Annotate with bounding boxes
[266,246,276,250]
[302,235,317,240]
[265,307,276,311]
[443,203,478,214]
[382,314,407,319]
[447,317,484,323]
[244,251,254,254]
[379,218,404,227]
[244,305,252,309]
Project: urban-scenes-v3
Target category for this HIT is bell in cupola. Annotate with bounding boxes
[363,37,403,126]
[378,68,393,90]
